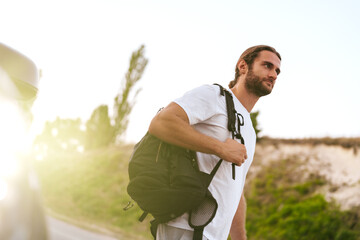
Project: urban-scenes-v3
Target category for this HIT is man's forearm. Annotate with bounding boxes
[148,102,247,166]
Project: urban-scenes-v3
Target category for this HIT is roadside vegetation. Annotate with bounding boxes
[34,144,151,239]
[244,154,360,240]
[34,138,360,240]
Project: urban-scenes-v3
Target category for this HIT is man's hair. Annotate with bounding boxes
[228,45,281,88]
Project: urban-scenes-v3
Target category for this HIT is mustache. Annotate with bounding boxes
[263,78,274,85]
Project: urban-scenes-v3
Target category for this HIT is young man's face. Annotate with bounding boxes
[245,50,281,97]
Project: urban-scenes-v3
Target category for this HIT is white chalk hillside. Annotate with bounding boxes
[251,142,360,210]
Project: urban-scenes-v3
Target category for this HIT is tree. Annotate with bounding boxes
[250,110,261,140]
[35,45,149,152]
[85,105,114,149]
[34,117,85,154]
[113,45,148,140]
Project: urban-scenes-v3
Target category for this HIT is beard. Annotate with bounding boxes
[244,69,273,97]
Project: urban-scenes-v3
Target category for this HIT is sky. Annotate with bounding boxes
[1,0,359,143]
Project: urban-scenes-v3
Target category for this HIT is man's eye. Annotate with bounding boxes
[264,63,270,68]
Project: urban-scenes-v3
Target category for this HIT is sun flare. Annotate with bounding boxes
[0,98,30,177]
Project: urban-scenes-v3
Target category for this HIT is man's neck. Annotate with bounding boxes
[230,83,259,113]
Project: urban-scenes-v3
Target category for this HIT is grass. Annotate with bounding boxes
[34,139,360,239]
[34,144,152,239]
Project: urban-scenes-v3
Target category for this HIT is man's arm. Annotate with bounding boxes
[148,102,247,166]
[230,193,247,240]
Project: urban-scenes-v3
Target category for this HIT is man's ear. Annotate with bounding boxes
[236,59,248,75]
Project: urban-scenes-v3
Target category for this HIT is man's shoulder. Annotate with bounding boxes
[194,83,219,91]
[176,84,227,107]
[189,83,224,96]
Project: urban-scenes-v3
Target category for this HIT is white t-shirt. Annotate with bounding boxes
[167,84,256,240]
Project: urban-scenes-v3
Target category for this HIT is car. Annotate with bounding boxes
[0,43,48,239]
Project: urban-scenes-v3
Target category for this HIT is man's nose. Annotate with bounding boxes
[268,69,277,80]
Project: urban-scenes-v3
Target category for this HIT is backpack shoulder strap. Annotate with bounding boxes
[213,84,236,138]
[213,83,238,180]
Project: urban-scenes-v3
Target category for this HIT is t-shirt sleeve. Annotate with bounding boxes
[174,84,219,125]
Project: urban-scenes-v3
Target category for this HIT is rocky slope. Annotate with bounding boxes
[250,141,360,210]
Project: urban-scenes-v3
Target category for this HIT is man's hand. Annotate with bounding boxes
[219,138,247,166]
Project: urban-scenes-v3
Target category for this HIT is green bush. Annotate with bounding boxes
[245,158,360,240]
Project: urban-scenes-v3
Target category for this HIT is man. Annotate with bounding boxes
[149,45,281,240]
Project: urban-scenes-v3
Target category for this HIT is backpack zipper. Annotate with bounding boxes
[155,142,162,163]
